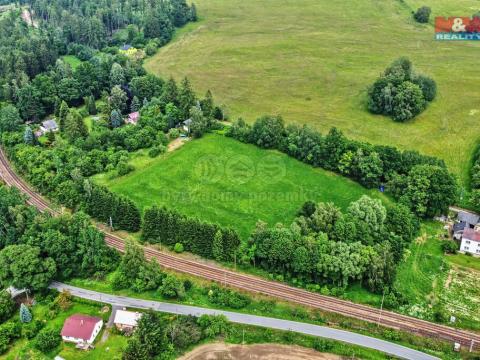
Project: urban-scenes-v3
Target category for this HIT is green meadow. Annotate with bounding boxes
[144,0,480,183]
[94,134,389,239]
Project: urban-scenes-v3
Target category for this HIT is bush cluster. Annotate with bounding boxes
[368,57,436,122]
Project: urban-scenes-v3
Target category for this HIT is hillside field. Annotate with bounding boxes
[144,0,480,183]
[94,134,389,239]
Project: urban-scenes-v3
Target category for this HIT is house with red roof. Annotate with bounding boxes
[61,314,103,344]
[460,227,480,256]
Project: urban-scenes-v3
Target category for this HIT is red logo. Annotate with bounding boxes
[435,17,479,33]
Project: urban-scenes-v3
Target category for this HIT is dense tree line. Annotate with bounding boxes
[84,184,140,232]
[242,196,419,294]
[0,0,196,105]
[227,116,457,218]
[0,186,118,291]
[142,206,241,261]
[367,57,436,122]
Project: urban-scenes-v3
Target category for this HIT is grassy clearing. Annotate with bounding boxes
[144,0,480,183]
[446,253,480,271]
[93,134,389,239]
[394,222,448,320]
[62,55,82,70]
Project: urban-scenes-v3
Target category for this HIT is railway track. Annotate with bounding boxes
[0,147,479,351]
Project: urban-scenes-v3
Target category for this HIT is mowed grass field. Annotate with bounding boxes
[144,0,480,183]
[94,135,389,238]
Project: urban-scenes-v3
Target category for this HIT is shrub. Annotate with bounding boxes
[441,241,458,254]
[23,320,44,339]
[160,275,185,299]
[145,41,158,56]
[207,285,251,309]
[174,243,184,253]
[166,316,202,349]
[414,6,431,23]
[391,81,426,122]
[34,328,61,352]
[197,314,229,338]
[117,160,134,176]
[148,145,166,158]
[313,339,334,352]
[183,279,193,291]
[168,128,180,139]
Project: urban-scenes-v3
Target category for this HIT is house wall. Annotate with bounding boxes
[62,335,83,344]
[460,238,480,255]
[87,321,103,344]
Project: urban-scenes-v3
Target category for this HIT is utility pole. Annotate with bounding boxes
[109,216,113,231]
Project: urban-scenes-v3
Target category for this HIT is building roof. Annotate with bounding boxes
[457,211,480,226]
[128,112,140,122]
[41,119,58,131]
[462,228,480,243]
[453,221,466,233]
[114,310,142,327]
[183,118,193,126]
[120,44,132,51]
[61,314,102,341]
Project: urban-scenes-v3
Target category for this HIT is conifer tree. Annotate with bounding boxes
[201,90,214,119]
[20,303,32,323]
[58,101,69,133]
[23,126,34,145]
[178,77,196,119]
[87,95,97,115]
[131,96,141,112]
[212,230,224,261]
[110,109,123,128]
[160,77,179,108]
[64,109,88,142]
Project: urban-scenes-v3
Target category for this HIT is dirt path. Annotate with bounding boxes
[178,343,341,360]
[168,137,188,152]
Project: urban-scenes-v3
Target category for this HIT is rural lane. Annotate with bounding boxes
[50,282,439,360]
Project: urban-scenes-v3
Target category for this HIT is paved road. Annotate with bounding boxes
[50,282,439,360]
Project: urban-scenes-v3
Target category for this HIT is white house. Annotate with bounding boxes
[39,119,59,135]
[460,227,480,256]
[113,310,142,332]
[61,314,103,344]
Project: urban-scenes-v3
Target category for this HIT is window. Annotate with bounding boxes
[464,246,469,251]
[465,240,471,244]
